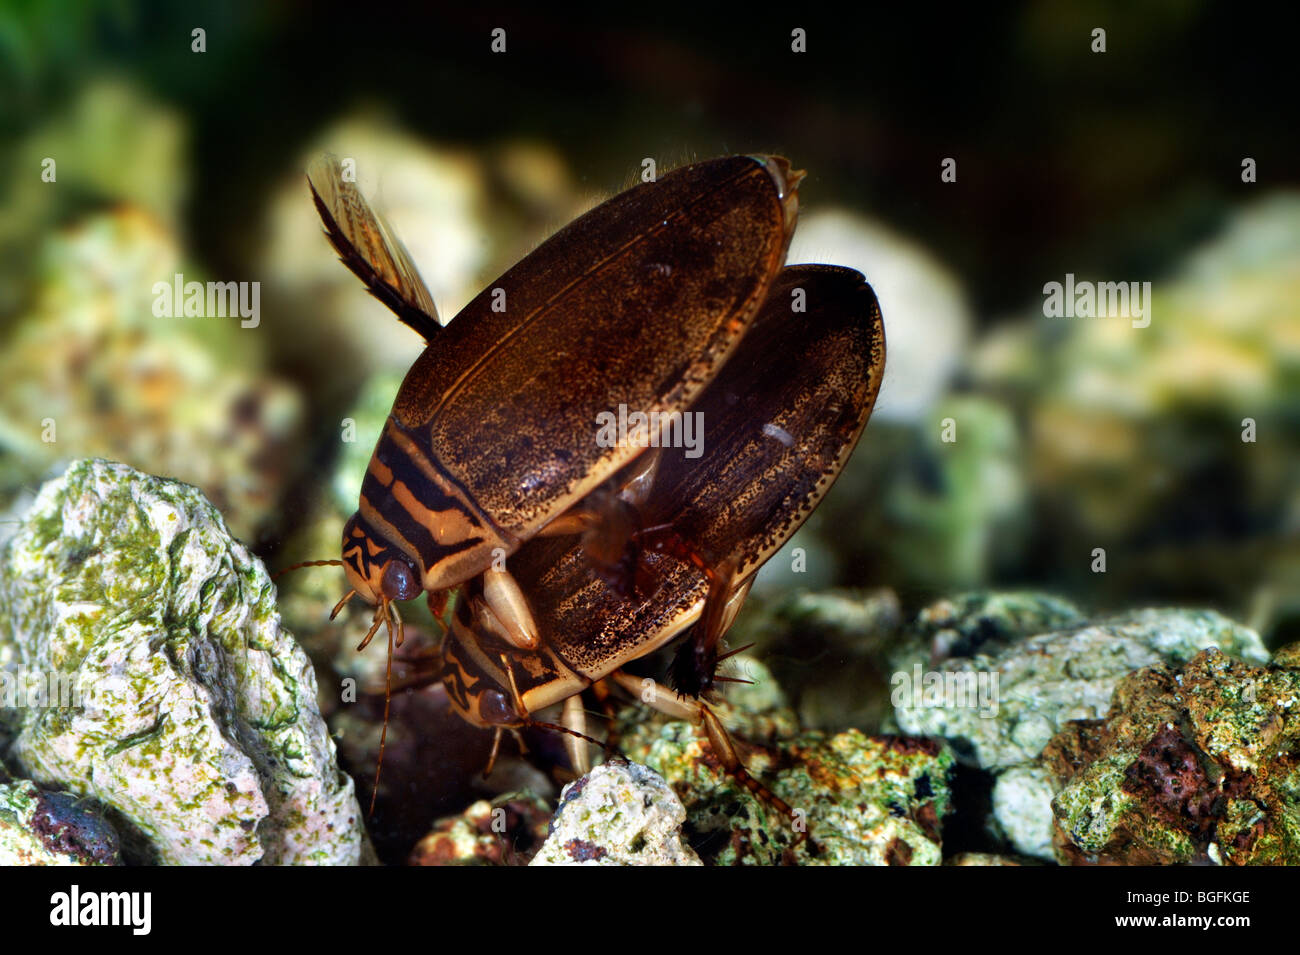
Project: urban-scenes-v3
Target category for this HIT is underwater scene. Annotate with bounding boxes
[0,2,1296,894]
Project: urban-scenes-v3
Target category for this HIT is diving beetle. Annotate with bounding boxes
[428,263,886,820]
[305,153,802,658]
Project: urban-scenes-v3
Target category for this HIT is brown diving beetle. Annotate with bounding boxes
[422,263,885,829]
[301,153,802,662]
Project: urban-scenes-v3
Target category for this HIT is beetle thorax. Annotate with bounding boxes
[358,416,516,593]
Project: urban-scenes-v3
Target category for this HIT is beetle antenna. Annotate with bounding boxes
[369,597,398,817]
[271,558,344,582]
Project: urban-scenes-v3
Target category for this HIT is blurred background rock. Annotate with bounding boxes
[0,5,1295,732]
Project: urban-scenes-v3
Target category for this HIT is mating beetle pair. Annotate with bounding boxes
[298,152,884,823]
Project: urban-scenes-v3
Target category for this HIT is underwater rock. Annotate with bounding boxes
[409,792,552,865]
[0,458,363,864]
[893,607,1269,772]
[991,763,1058,861]
[899,591,1086,665]
[0,208,304,544]
[612,660,954,865]
[1050,644,1300,865]
[891,601,1267,860]
[0,774,122,866]
[530,759,702,866]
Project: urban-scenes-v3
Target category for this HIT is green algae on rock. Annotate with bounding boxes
[613,660,954,865]
[0,458,363,864]
[1050,644,1300,865]
[889,600,1268,861]
[531,760,703,866]
[732,588,901,734]
[893,607,1269,772]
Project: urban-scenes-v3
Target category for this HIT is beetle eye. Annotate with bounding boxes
[478,689,517,726]
[381,559,419,601]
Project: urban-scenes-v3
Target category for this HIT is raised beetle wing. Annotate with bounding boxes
[307,153,442,341]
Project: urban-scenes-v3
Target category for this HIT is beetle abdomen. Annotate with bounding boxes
[392,156,799,538]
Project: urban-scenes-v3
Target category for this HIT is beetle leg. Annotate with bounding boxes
[534,511,596,537]
[631,524,757,696]
[612,446,662,509]
[480,565,542,650]
[606,669,805,842]
[561,695,591,775]
[370,596,399,815]
[538,449,664,596]
[667,559,757,698]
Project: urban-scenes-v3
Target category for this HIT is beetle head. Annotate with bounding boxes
[341,512,421,605]
[440,603,523,729]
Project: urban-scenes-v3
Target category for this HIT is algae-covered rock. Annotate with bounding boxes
[410,792,551,866]
[972,194,1300,628]
[624,722,954,866]
[901,591,1086,664]
[894,607,1268,772]
[1051,644,1300,865]
[530,759,702,866]
[0,775,122,865]
[611,660,954,865]
[0,458,363,864]
[890,600,1268,860]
